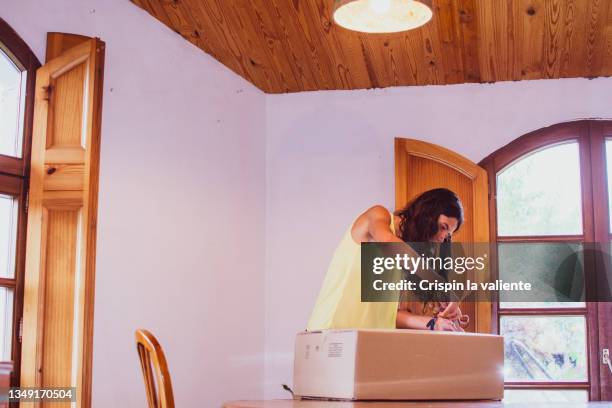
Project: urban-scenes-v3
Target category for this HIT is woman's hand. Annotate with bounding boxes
[434,317,464,332]
[438,302,461,320]
[438,302,469,328]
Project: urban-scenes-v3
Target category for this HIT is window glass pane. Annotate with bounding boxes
[503,389,588,403]
[497,143,582,236]
[0,46,25,158]
[498,242,585,308]
[0,194,17,278]
[0,288,13,361]
[501,316,587,382]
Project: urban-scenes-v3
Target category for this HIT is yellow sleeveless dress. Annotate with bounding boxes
[306,212,399,330]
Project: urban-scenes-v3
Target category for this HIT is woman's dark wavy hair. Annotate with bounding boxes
[396,188,464,302]
[395,188,464,243]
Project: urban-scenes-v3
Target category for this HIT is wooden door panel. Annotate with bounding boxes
[395,138,490,333]
[41,209,80,388]
[21,33,104,408]
[47,61,87,148]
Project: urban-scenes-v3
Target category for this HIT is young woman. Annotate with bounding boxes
[307,188,467,332]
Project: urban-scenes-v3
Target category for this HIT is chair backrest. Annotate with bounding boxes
[135,329,175,408]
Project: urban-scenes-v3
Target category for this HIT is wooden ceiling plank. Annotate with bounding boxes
[178,1,235,64]
[324,34,369,90]
[602,25,612,76]
[244,1,308,92]
[131,0,175,28]
[316,0,370,89]
[264,0,329,91]
[398,32,425,85]
[176,1,242,73]
[584,0,612,77]
[217,1,284,92]
[421,27,445,84]
[156,0,194,35]
[512,0,546,80]
[148,0,219,58]
[355,31,413,88]
[195,0,279,92]
[557,0,587,78]
[383,36,412,87]
[252,0,332,92]
[604,0,612,75]
[509,0,523,80]
[475,0,511,82]
[174,1,242,71]
[366,32,417,88]
[418,3,450,85]
[401,15,442,87]
[326,35,371,90]
[357,37,383,88]
[433,0,465,84]
[325,22,373,88]
[543,0,566,79]
[311,0,371,90]
[292,1,346,90]
[232,1,295,92]
[456,0,482,82]
[374,35,404,87]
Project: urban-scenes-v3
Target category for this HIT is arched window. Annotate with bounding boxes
[481,121,612,402]
[0,17,39,386]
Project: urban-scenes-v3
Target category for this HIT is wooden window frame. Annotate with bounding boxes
[0,18,40,387]
[479,120,612,400]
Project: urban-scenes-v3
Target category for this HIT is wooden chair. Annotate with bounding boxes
[135,329,175,408]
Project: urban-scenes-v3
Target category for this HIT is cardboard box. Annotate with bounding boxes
[293,329,504,400]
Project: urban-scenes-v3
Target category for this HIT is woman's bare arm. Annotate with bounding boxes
[350,205,402,243]
[353,205,464,331]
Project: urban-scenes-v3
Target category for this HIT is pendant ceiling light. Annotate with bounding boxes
[333,0,433,33]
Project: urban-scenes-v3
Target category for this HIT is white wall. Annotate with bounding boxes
[6,1,612,403]
[1,1,266,407]
[264,77,612,397]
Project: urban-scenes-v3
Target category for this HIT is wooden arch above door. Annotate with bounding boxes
[394,138,490,333]
[395,138,489,243]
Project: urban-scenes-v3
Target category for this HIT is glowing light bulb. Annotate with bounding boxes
[369,0,391,14]
[334,0,433,33]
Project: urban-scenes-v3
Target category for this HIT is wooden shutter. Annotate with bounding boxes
[395,138,491,333]
[20,33,104,407]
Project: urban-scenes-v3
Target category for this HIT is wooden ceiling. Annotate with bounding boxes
[131,0,612,93]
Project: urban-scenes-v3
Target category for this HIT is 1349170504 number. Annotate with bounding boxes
[3,387,76,402]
